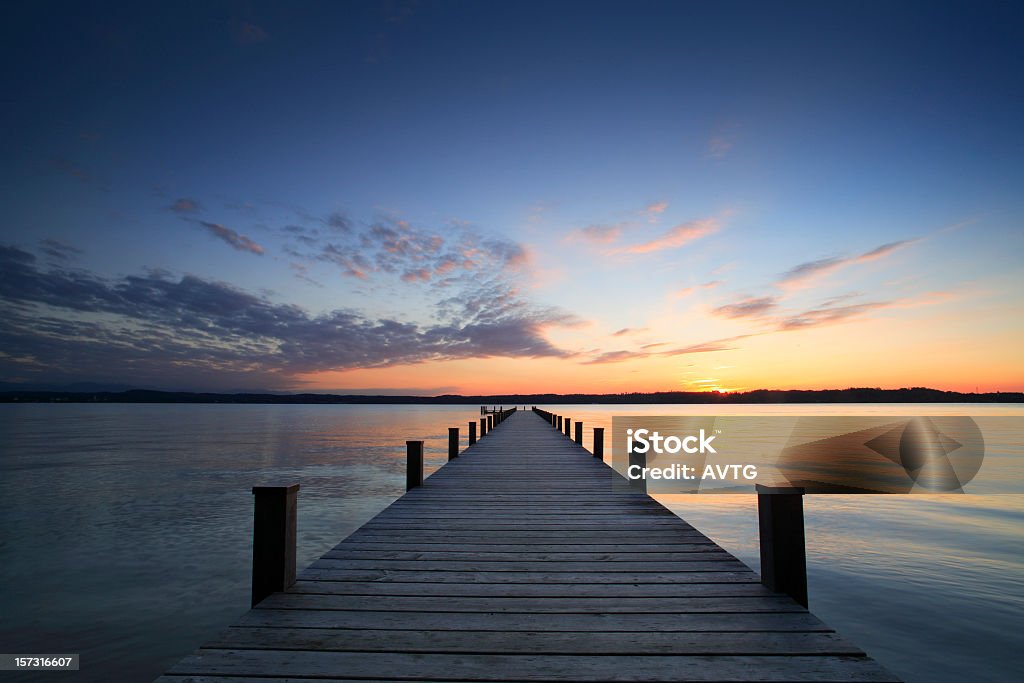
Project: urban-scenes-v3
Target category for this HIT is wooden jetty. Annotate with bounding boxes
[159,408,898,682]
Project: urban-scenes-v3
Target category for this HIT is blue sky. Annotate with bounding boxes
[1,1,1021,393]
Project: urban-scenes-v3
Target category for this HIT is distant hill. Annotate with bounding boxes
[1,387,1020,404]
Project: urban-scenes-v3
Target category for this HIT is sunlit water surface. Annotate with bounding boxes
[1,403,1021,682]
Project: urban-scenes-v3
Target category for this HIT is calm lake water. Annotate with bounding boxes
[1,403,1022,682]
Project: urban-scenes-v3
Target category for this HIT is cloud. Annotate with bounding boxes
[580,349,650,365]
[617,218,720,255]
[198,221,264,255]
[324,212,352,233]
[170,198,201,214]
[777,301,890,331]
[776,239,918,290]
[39,239,82,262]
[711,296,779,319]
[0,245,576,389]
[611,327,648,337]
[674,280,721,299]
[662,335,755,356]
[644,201,668,221]
[567,224,624,245]
[285,214,529,285]
[706,135,734,159]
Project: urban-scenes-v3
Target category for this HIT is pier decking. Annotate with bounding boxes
[159,409,898,682]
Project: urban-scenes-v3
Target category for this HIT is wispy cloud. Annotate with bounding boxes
[706,135,734,159]
[170,198,201,214]
[662,335,756,356]
[611,327,648,337]
[777,301,890,331]
[644,201,668,221]
[580,349,649,365]
[198,221,264,255]
[674,280,721,299]
[776,239,918,290]
[38,238,82,262]
[567,223,625,245]
[285,214,529,285]
[616,218,720,255]
[711,296,778,319]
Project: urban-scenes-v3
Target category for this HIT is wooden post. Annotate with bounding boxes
[487,415,494,432]
[756,485,808,608]
[593,427,604,459]
[448,427,459,460]
[468,420,476,445]
[557,415,562,431]
[564,417,571,436]
[251,484,299,607]
[574,421,583,445]
[406,441,424,491]
[480,417,487,437]
[628,445,646,491]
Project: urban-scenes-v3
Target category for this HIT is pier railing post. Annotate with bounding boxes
[251,484,299,607]
[448,427,459,460]
[574,421,583,445]
[593,427,604,458]
[406,440,424,491]
[468,420,477,445]
[564,417,571,437]
[480,417,487,437]
[756,485,808,608]
[487,415,494,432]
[557,415,563,431]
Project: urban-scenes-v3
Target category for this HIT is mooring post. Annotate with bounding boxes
[406,440,424,491]
[251,483,299,607]
[480,417,487,437]
[564,417,571,437]
[756,484,808,608]
[593,427,604,458]
[628,445,646,491]
[468,420,477,445]
[557,415,563,431]
[487,415,494,432]
[574,421,583,445]
[448,427,459,460]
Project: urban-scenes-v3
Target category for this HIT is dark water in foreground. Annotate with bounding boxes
[0,403,1022,682]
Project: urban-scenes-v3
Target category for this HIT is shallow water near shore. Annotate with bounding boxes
[0,403,1021,682]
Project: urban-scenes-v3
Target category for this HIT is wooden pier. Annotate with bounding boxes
[159,409,898,682]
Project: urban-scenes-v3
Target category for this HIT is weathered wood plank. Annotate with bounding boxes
[321,549,729,562]
[286,580,772,597]
[235,609,834,631]
[206,627,865,655]
[307,558,744,571]
[254,593,805,613]
[296,569,760,583]
[166,650,899,681]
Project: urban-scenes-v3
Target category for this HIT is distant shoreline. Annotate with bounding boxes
[1,387,1021,404]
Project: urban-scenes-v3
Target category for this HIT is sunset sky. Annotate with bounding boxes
[2,1,1022,394]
